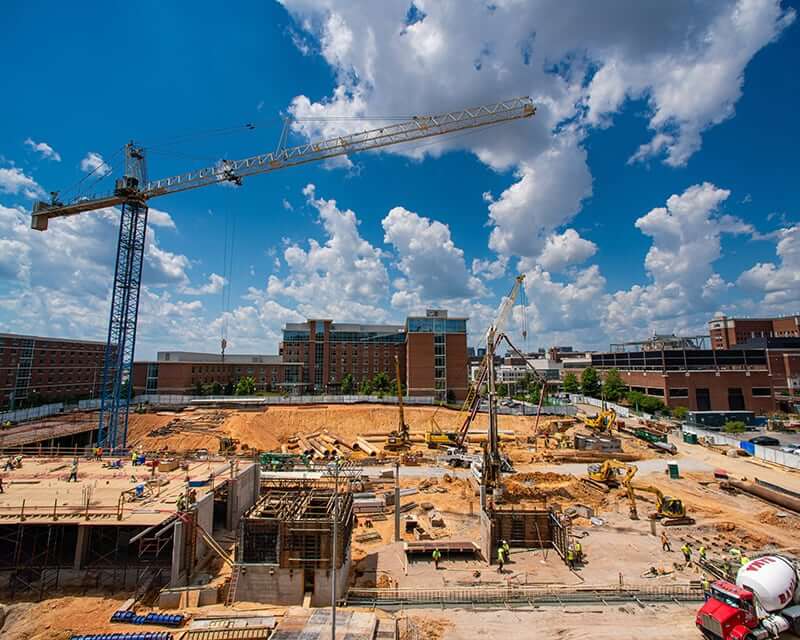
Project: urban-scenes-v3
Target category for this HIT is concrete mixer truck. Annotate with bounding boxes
[697,555,800,640]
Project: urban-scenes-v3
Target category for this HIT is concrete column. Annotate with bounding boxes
[170,521,184,587]
[74,525,89,570]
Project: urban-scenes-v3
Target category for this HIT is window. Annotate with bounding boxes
[696,388,711,411]
[669,388,688,398]
[751,387,771,397]
[728,388,745,411]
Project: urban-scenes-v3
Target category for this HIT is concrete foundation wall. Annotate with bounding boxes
[226,463,259,529]
[195,492,214,564]
[234,557,351,606]
[236,565,304,605]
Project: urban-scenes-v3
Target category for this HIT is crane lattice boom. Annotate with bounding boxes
[31,97,534,230]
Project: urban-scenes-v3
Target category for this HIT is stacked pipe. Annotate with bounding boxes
[723,479,800,513]
[71,634,172,640]
[111,612,184,627]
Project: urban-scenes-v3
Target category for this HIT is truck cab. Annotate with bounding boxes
[696,580,758,640]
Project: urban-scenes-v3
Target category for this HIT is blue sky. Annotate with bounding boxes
[1,0,798,358]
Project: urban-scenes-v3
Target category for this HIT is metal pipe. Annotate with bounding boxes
[725,479,800,513]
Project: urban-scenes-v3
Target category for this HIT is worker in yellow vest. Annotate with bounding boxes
[432,547,441,570]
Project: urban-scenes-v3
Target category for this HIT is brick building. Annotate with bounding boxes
[132,311,470,401]
[590,341,800,413]
[132,352,302,395]
[0,333,106,410]
[280,320,406,391]
[405,310,469,402]
[709,314,800,350]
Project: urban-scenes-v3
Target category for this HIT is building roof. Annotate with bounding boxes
[283,322,404,333]
[0,332,106,346]
[154,351,285,365]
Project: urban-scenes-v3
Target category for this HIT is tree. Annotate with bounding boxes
[602,369,626,402]
[223,381,234,395]
[371,372,392,393]
[359,379,374,395]
[580,367,602,398]
[211,381,223,395]
[723,420,747,434]
[626,390,665,415]
[672,405,689,420]
[563,372,579,394]
[193,382,203,396]
[496,383,508,397]
[341,373,355,395]
[235,376,256,396]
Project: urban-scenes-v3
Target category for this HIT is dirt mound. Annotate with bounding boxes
[503,471,602,508]
[758,509,800,530]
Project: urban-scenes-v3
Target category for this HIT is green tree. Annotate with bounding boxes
[672,405,689,420]
[723,420,747,434]
[602,369,626,402]
[496,382,508,397]
[580,367,602,398]
[359,379,374,395]
[563,372,579,394]
[341,373,355,395]
[235,376,256,396]
[211,381,223,395]
[371,371,392,393]
[193,381,203,396]
[626,391,665,414]
[224,381,234,395]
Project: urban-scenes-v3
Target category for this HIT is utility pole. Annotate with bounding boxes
[331,457,339,640]
[394,460,401,542]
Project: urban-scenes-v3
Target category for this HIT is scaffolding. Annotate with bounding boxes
[239,487,354,569]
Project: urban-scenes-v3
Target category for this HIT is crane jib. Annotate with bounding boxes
[29,96,534,230]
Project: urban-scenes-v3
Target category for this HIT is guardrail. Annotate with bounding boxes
[345,584,703,608]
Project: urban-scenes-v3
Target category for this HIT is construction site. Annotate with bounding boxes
[3,96,800,640]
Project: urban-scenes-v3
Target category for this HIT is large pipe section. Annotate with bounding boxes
[725,479,800,513]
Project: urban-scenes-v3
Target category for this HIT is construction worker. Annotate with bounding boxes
[574,540,583,564]
[681,542,692,564]
[702,577,711,601]
[188,488,198,505]
[502,540,510,562]
[741,554,750,567]
[176,493,186,511]
[567,544,576,569]
[432,547,441,570]
[0,474,4,493]
[68,457,79,482]
[661,532,671,552]
[131,450,138,466]
[698,545,707,562]
[3,457,14,471]
[497,545,506,573]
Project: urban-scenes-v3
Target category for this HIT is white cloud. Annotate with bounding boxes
[80,152,111,177]
[24,138,61,162]
[0,167,46,199]
[382,205,486,304]
[536,229,597,272]
[738,224,800,309]
[604,182,752,339]
[266,184,390,317]
[147,208,176,229]
[472,255,508,281]
[181,273,227,295]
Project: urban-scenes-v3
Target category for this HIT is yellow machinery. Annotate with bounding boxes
[424,416,457,448]
[586,460,637,490]
[385,355,412,451]
[625,482,694,525]
[582,408,617,432]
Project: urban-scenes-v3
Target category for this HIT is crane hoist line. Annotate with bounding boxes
[28,96,536,450]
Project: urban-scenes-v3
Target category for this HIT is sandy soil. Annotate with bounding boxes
[406,605,698,640]
[126,404,566,453]
[1,596,128,640]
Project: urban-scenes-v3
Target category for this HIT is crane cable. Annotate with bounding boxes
[220,209,236,357]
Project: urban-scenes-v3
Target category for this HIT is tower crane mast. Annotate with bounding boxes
[29,97,535,449]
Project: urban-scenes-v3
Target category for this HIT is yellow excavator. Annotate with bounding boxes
[581,407,617,432]
[585,459,637,491]
[385,355,412,451]
[624,482,694,526]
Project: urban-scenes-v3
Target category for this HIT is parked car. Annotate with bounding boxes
[779,445,800,454]
[748,435,781,447]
